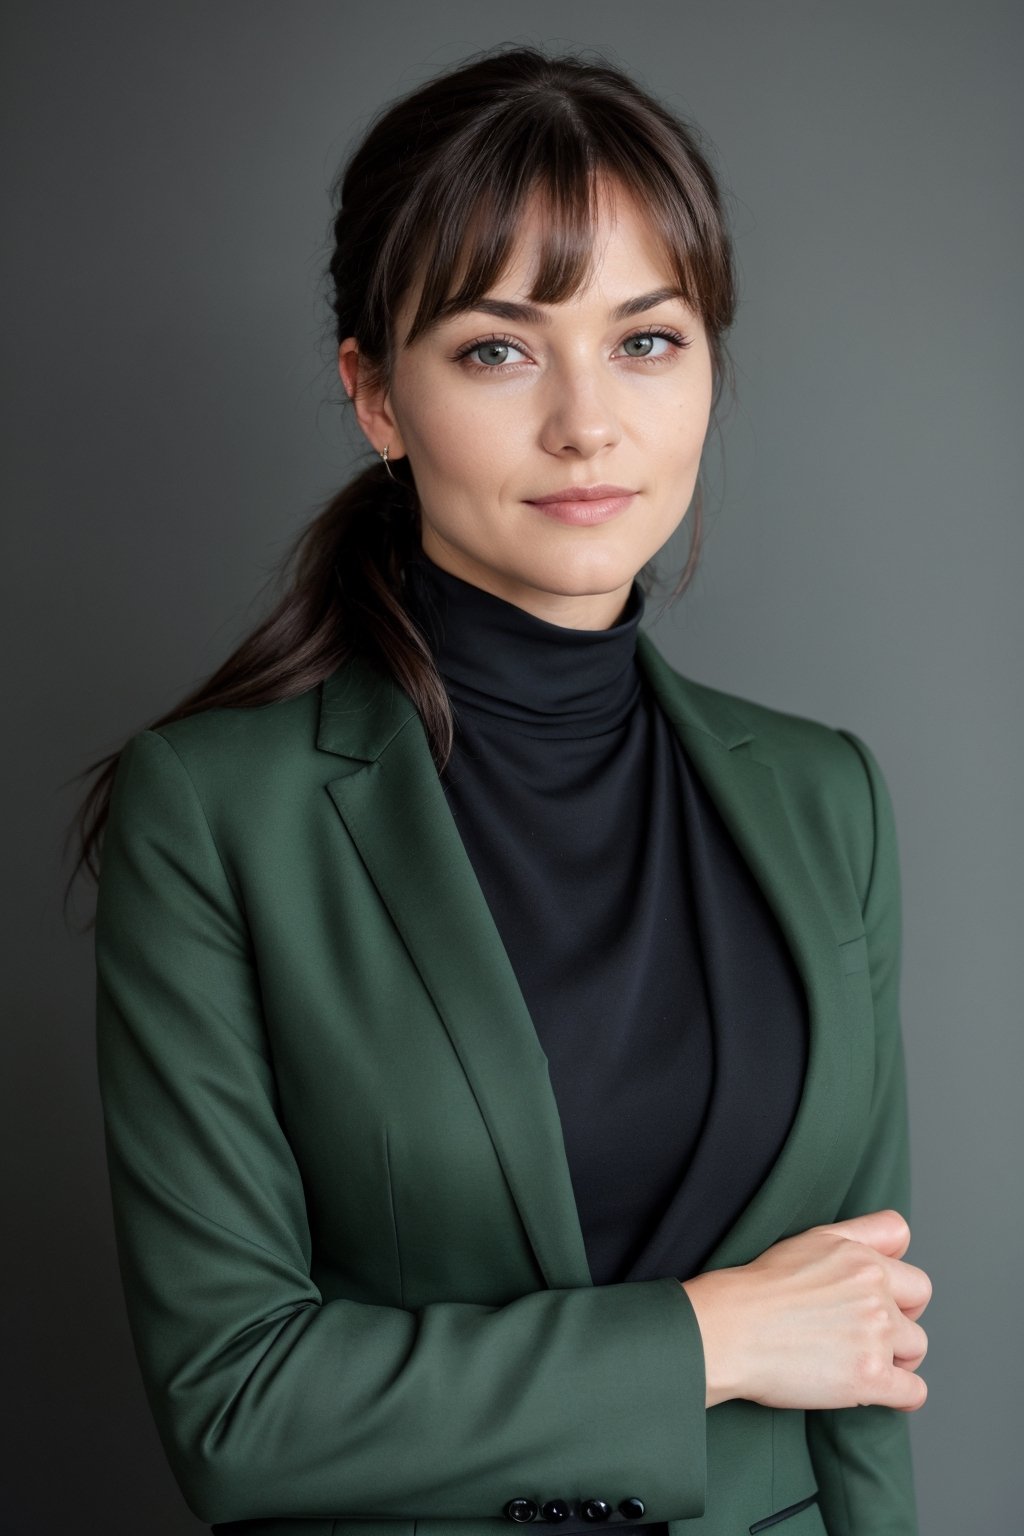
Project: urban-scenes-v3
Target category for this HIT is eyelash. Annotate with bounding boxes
[453,326,694,374]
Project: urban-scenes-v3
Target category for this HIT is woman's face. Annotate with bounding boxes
[339,177,714,629]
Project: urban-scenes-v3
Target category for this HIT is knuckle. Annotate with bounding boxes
[853,1350,887,1390]
[855,1259,887,1290]
[865,1301,891,1334]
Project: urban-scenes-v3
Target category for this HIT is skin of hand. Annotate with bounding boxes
[681,1208,932,1412]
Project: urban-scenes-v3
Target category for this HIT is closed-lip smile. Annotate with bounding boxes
[526,484,636,504]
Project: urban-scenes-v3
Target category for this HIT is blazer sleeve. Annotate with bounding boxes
[804,727,920,1536]
[94,727,708,1528]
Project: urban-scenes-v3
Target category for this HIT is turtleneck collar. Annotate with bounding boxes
[402,549,646,738]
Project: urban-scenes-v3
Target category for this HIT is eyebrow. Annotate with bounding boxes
[437,286,691,327]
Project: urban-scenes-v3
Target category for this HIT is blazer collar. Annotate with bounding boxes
[317,636,868,1290]
[316,630,753,762]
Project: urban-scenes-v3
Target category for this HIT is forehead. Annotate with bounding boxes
[395,175,692,347]
[505,203,675,305]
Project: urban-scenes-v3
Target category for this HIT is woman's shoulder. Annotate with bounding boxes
[110,677,337,847]
[641,632,877,779]
[133,683,322,781]
[639,635,893,878]
[112,651,403,825]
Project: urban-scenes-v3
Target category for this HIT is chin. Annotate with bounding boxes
[429,529,643,600]
[524,545,647,596]
[506,556,632,595]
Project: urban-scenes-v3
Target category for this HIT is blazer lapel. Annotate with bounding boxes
[318,637,862,1291]
[319,654,592,1290]
[635,632,862,1272]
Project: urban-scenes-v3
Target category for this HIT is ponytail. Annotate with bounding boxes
[63,458,454,918]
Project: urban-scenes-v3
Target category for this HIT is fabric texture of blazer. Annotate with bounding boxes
[94,628,917,1536]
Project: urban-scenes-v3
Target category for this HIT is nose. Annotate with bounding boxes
[538,368,623,458]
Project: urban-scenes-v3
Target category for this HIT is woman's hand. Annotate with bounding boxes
[681,1208,932,1412]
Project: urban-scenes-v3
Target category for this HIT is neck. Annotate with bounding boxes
[402,549,646,738]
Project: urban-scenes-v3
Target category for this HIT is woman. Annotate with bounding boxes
[74,44,931,1536]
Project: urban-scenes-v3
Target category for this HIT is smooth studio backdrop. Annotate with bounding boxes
[2,2,1021,1532]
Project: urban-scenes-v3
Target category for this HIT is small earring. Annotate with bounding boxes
[379,443,397,481]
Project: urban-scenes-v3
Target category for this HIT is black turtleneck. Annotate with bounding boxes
[402,550,807,1536]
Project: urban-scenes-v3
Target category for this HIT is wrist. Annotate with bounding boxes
[681,1268,749,1408]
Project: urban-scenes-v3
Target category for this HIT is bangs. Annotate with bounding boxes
[382,108,714,355]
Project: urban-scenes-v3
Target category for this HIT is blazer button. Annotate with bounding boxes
[541,1501,571,1522]
[619,1499,646,1520]
[581,1499,611,1521]
[505,1499,539,1522]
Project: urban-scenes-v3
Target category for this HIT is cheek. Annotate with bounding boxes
[632,406,708,476]
[670,389,713,465]
[681,413,711,463]
[409,397,520,495]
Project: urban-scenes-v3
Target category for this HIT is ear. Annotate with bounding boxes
[337,338,408,463]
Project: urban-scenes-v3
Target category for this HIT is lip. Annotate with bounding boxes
[526,483,636,504]
[525,483,638,527]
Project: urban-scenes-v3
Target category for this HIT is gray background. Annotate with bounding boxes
[3,1,1020,1531]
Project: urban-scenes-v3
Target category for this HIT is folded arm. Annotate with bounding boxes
[95,728,708,1527]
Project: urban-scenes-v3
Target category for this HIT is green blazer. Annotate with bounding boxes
[95,629,917,1536]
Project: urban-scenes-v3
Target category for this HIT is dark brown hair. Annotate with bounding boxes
[64,42,737,915]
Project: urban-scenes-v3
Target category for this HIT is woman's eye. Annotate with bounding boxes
[621,332,675,359]
[454,328,691,374]
[461,338,528,369]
